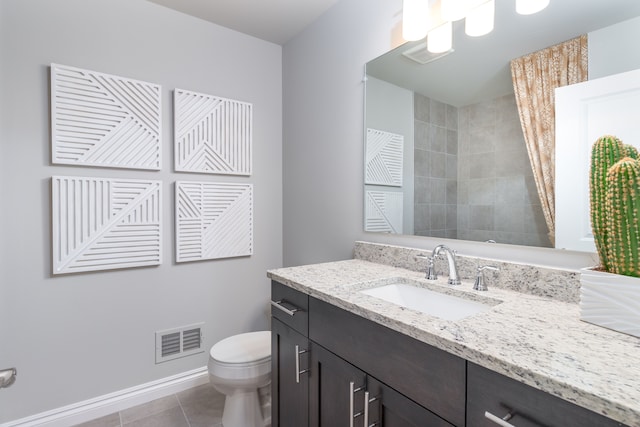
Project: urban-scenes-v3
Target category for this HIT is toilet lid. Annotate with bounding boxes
[210,331,271,364]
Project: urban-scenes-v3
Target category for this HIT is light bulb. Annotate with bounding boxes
[402,0,429,41]
[465,0,494,37]
[516,0,550,15]
[427,21,453,53]
[441,0,470,21]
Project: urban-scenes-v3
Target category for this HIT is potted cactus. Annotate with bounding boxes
[581,135,640,337]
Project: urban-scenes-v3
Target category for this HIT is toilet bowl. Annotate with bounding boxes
[208,331,271,427]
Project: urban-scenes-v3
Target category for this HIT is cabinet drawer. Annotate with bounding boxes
[271,281,309,336]
[467,362,626,427]
[309,297,466,427]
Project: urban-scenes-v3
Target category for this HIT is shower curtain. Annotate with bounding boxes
[510,34,588,246]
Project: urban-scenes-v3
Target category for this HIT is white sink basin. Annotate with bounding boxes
[360,282,493,321]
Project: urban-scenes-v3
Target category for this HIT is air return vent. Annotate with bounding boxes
[155,323,204,364]
[402,42,454,65]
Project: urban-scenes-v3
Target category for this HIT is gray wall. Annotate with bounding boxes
[282,0,595,269]
[0,0,282,422]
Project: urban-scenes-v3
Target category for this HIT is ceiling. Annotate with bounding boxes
[147,0,341,45]
[366,0,640,107]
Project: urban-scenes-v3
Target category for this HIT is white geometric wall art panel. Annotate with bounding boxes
[365,190,403,234]
[52,176,162,275]
[175,181,253,263]
[51,64,162,170]
[174,89,252,175]
[365,128,404,187]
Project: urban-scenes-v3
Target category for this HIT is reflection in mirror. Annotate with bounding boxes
[364,0,640,248]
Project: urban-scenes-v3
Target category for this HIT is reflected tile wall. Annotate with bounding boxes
[414,94,458,238]
[414,92,550,247]
[457,93,551,247]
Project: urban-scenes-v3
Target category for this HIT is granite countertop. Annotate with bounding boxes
[268,259,640,426]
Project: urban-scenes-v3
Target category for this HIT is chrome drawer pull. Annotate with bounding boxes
[294,345,309,383]
[349,381,365,427]
[363,391,380,427]
[485,411,516,427]
[270,299,300,316]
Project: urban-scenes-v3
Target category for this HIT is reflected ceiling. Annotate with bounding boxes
[366,0,640,107]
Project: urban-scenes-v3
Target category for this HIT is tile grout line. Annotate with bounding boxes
[175,392,191,427]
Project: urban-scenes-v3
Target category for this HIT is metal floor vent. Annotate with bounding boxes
[402,42,454,65]
[155,323,204,364]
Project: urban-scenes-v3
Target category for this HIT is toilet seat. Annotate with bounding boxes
[210,331,271,364]
[208,331,271,381]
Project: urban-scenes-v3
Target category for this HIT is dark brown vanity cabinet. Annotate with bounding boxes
[271,281,628,427]
[272,280,462,427]
[309,297,464,426]
[309,342,451,427]
[466,363,627,427]
[271,282,310,427]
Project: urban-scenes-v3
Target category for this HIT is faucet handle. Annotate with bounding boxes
[425,256,437,280]
[473,265,499,291]
[416,254,438,280]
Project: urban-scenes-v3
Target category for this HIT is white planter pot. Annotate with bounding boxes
[580,267,640,338]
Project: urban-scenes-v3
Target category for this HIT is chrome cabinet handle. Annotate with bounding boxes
[294,345,309,383]
[485,411,516,427]
[349,381,365,427]
[270,299,300,316]
[363,391,379,427]
[349,382,355,427]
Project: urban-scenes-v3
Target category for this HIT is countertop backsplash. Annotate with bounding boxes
[353,241,581,304]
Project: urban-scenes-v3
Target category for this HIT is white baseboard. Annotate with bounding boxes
[1,367,209,427]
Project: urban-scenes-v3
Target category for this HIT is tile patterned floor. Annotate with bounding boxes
[73,384,227,427]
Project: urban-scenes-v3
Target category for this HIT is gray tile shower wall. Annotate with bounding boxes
[413,94,458,239]
[457,93,551,247]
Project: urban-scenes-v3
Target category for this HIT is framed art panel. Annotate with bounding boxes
[365,190,403,234]
[174,89,252,175]
[51,64,162,170]
[175,181,253,262]
[52,176,162,274]
[365,128,404,187]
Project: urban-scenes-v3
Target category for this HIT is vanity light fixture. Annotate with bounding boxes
[516,0,550,15]
[402,0,430,41]
[427,21,453,53]
[403,0,550,51]
[465,0,495,37]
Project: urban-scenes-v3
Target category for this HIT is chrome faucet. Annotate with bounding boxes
[432,244,461,286]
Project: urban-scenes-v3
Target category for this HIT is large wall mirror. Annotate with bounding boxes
[364,0,640,249]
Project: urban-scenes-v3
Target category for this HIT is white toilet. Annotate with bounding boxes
[208,331,271,427]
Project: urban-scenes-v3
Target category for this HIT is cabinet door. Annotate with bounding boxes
[310,343,367,427]
[366,377,454,427]
[309,297,466,426]
[272,318,310,427]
